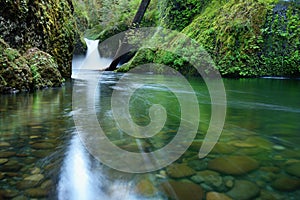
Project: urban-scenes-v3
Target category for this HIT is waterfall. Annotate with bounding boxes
[72,38,113,78]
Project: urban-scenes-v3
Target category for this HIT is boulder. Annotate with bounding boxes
[166,163,196,178]
[208,156,259,175]
[160,181,204,200]
[227,180,260,200]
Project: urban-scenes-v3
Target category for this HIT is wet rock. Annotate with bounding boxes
[244,137,273,149]
[259,189,284,200]
[191,170,223,190]
[32,150,52,158]
[206,192,233,200]
[24,188,48,198]
[260,166,281,173]
[227,180,260,200]
[135,179,157,197]
[271,176,300,191]
[30,167,41,175]
[0,158,8,165]
[5,172,19,177]
[166,164,196,178]
[273,145,285,151]
[24,174,44,182]
[16,181,39,190]
[0,41,33,93]
[41,180,53,189]
[24,48,64,89]
[0,151,16,158]
[31,142,55,149]
[160,181,203,200]
[0,142,10,147]
[236,147,264,155]
[211,143,236,154]
[11,196,28,200]
[208,156,259,175]
[285,162,300,178]
[230,141,256,148]
[187,160,207,171]
[0,160,22,172]
[0,189,18,198]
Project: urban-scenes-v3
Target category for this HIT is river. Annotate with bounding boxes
[0,41,300,199]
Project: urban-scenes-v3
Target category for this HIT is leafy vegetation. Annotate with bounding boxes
[114,0,299,77]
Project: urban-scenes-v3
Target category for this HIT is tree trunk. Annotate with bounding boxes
[105,0,151,71]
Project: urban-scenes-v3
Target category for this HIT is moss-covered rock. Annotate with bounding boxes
[0,0,77,77]
[24,48,64,90]
[0,40,64,93]
[0,39,32,93]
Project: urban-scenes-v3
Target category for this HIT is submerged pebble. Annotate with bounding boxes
[227,180,260,200]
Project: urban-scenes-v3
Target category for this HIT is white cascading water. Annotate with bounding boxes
[72,38,112,78]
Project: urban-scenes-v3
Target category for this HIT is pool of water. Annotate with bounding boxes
[1,71,300,199]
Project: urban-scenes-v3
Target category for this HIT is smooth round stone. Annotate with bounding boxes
[260,166,281,173]
[0,189,18,198]
[31,142,55,149]
[24,174,44,182]
[285,162,300,178]
[0,158,8,165]
[29,135,40,139]
[231,141,256,148]
[227,180,260,200]
[16,180,39,190]
[211,143,236,154]
[41,180,53,189]
[30,167,41,175]
[11,195,28,200]
[208,156,259,175]
[207,192,233,200]
[273,145,285,151]
[245,137,273,149]
[24,188,48,198]
[236,147,264,155]
[135,179,157,197]
[166,164,196,178]
[259,189,284,200]
[0,151,16,158]
[271,176,300,191]
[0,160,22,172]
[0,142,10,147]
[160,181,203,200]
[32,150,52,158]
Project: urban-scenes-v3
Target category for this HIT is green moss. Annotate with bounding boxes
[121,0,297,77]
[0,0,77,78]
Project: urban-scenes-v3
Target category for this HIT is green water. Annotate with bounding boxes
[1,72,300,199]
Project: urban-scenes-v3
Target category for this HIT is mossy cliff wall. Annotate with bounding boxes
[0,0,77,93]
[116,0,300,77]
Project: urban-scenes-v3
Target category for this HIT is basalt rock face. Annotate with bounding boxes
[0,0,77,79]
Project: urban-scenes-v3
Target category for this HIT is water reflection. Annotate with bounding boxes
[57,134,156,200]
